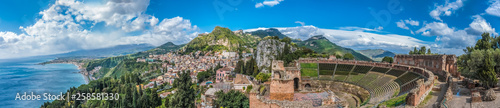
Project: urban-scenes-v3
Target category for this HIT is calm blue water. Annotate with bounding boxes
[0,57,86,108]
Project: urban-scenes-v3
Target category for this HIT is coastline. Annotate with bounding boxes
[40,62,90,84]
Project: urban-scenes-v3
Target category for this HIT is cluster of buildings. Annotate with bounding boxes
[134,50,261,108]
[136,50,249,93]
[137,51,239,74]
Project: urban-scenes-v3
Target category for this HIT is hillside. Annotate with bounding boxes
[358,49,395,62]
[84,42,184,78]
[248,28,288,39]
[183,26,260,53]
[133,42,184,56]
[296,35,373,61]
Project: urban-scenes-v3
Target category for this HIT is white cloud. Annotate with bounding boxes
[396,20,409,30]
[246,26,428,54]
[486,0,500,17]
[255,3,264,8]
[396,19,419,34]
[416,22,454,36]
[413,15,498,55]
[338,26,384,32]
[0,0,199,59]
[435,30,476,49]
[295,21,305,26]
[429,0,464,21]
[465,15,498,36]
[255,0,284,8]
[404,19,419,26]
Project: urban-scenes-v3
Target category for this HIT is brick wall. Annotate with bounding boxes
[270,80,294,101]
[249,93,280,108]
[394,54,458,78]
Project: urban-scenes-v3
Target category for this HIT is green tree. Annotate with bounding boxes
[234,60,244,74]
[151,88,161,107]
[458,33,499,89]
[419,46,426,54]
[213,90,249,108]
[476,50,498,88]
[255,73,271,82]
[280,37,292,44]
[409,46,434,55]
[197,71,211,82]
[169,71,196,107]
[382,56,394,63]
[343,53,355,60]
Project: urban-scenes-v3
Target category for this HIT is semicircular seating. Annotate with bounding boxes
[300,62,426,104]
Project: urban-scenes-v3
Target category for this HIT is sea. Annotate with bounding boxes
[0,56,86,108]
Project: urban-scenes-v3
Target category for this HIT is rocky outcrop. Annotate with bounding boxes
[254,39,296,72]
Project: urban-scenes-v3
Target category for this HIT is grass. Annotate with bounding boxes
[333,75,347,81]
[334,71,350,75]
[319,70,335,75]
[301,68,318,77]
[301,63,319,77]
[418,91,433,107]
[300,63,318,68]
[318,75,332,80]
[379,94,408,107]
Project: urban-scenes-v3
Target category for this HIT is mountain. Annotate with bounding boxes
[53,43,155,57]
[183,26,260,53]
[248,28,288,39]
[296,35,373,61]
[358,49,396,62]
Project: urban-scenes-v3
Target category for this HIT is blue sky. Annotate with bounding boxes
[0,0,499,59]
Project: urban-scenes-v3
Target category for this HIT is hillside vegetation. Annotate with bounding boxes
[248,28,288,39]
[183,26,260,53]
[296,35,373,61]
[358,49,395,61]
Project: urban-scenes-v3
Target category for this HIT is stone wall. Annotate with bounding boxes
[249,93,280,108]
[404,67,435,106]
[270,80,294,101]
[406,79,434,106]
[394,54,458,78]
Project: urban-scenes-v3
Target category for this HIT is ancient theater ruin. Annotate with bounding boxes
[249,54,461,107]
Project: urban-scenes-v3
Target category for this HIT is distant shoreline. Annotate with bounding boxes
[39,62,90,84]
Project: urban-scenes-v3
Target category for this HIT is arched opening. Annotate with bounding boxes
[305,83,311,88]
[273,72,281,79]
[294,78,299,91]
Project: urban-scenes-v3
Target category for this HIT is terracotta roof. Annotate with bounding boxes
[218,68,232,71]
[234,74,250,84]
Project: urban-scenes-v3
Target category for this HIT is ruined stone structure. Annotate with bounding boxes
[258,58,436,107]
[269,61,300,101]
[394,54,459,79]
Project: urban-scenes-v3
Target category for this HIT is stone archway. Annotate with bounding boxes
[304,83,311,91]
[294,78,300,91]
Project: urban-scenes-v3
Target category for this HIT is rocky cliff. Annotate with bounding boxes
[254,39,296,72]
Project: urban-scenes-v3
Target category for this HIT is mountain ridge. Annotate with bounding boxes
[358,49,396,61]
[296,35,373,61]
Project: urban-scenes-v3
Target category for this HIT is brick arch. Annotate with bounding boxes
[304,83,311,88]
